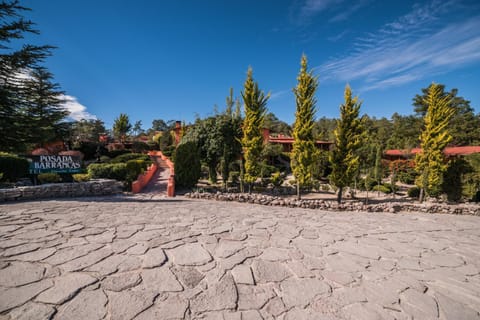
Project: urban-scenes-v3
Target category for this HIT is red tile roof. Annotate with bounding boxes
[385,146,480,157]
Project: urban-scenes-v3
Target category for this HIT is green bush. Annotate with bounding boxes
[229,171,240,184]
[271,172,284,187]
[38,173,61,184]
[0,153,29,182]
[126,160,145,181]
[174,141,201,188]
[398,169,417,185]
[72,173,90,182]
[359,176,378,191]
[110,153,150,164]
[87,163,127,181]
[106,149,132,159]
[372,184,392,194]
[407,186,421,198]
[260,163,277,178]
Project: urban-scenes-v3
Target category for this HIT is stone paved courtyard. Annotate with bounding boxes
[0,196,479,319]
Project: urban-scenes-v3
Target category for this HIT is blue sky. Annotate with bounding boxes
[22,0,480,129]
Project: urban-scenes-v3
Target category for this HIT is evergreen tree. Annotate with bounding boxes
[20,67,68,147]
[241,67,268,191]
[0,0,55,152]
[329,85,363,203]
[414,84,480,146]
[113,113,132,142]
[291,54,318,199]
[415,83,455,201]
[220,89,242,189]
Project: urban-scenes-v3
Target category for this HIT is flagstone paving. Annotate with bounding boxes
[1,196,480,319]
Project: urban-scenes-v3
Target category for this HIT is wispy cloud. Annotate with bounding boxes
[270,89,290,100]
[62,95,97,121]
[316,0,480,91]
[292,0,369,25]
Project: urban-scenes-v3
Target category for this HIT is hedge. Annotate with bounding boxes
[0,153,29,182]
[87,163,128,181]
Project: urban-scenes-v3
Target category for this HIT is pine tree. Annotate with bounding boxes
[329,85,363,203]
[1,0,55,152]
[241,67,268,191]
[20,67,68,147]
[291,54,318,200]
[415,83,455,201]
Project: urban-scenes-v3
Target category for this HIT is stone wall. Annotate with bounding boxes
[0,179,123,202]
[185,191,480,215]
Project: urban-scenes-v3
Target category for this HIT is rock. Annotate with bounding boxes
[241,310,263,320]
[142,247,167,268]
[400,288,438,319]
[214,240,245,258]
[0,261,45,287]
[141,267,183,292]
[10,247,56,262]
[35,273,97,305]
[171,266,204,289]
[168,243,212,266]
[0,279,53,313]
[251,259,292,283]
[190,273,237,314]
[60,247,113,272]
[280,278,331,308]
[102,272,141,292]
[55,288,107,320]
[106,287,156,320]
[135,294,188,320]
[435,291,480,320]
[264,296,287,317]
[231,265,255,285]
[6,302,55,320]
[237,284,275,310]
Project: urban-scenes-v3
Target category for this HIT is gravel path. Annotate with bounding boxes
[0,196,479,319]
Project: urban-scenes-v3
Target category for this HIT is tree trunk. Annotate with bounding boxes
[419,188,424,203]
[296,182,301,200]
[337,186,343,204]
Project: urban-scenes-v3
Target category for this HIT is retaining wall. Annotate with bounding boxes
[131,163,158,193]
[0,179,123,202]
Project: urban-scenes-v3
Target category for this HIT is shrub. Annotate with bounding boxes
[0,153,29,182]
[408,186,421,198]
[107,149,131,159]
[271,172,284,187]
[398,169,417,185]
[372,184,392,194]
[87,163,127,181]
[72,173,90,182]
[174,141,201,188]
[260,163,277,178]
[110,153,150,164]
[38,173,61,184]
[126,160,145,181]
[229,171,240,184]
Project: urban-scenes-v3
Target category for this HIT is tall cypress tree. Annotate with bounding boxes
[329,85,363,203]
[241,67,268,192]
[291,54,318,200]
[415,83,455,202]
